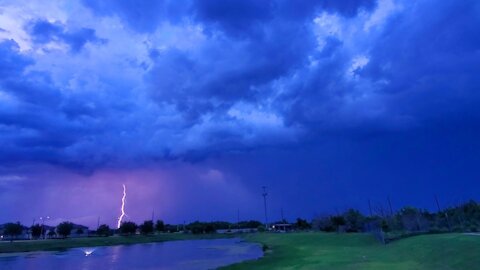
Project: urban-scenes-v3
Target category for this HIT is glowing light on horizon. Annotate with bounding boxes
[117,184,127,228]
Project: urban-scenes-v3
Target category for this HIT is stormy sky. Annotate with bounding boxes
[0,0,479,228]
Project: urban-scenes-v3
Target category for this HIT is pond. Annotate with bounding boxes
[0,238,262,270]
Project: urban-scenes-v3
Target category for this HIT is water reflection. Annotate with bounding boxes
[82,248,95,256]
[0,238,262,270]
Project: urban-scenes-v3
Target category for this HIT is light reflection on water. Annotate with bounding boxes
[0,238,262,270]
[82,248,95,256]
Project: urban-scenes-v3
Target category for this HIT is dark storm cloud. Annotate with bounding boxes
[143,0,377,126]
[0,40,134,171]
[0,40,33,78]
[2,0,480,225]
[271,0,377,21]
[191,0,274,37]
[0,40,61,110]
[277,0,480,135]
[0,41,55,109]
[361,0,480,123]
[3,72,62,107]
[81,0,191,32]
[316,0,377,17]
[81,0,375,35]
[1,0,479,172]
[147,20,316,120]
[26,19,106,52]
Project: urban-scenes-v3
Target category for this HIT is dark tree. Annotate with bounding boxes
[4,222,23,241]
[187,221,203,234]
[31,224,42,239]
[47,230,56,238]
[205,224,215,234]
[96,224,112,237]
[56,222,74,238]
[344,209,365,232]
[397,207,430,232]
[165,224,180,233]
[140,220,154,235]
[295,218,311,230]
[381,219,390,232]
[331,216,346,232]
[312,215,335,232]
[119,221,137,235]
[238,220,262,229]
[76,228,84,235]
[188,221,207,234]
[155,220,165,232]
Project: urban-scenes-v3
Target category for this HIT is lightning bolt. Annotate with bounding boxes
[117,184,127,229]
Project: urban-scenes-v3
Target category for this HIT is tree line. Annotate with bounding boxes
[2,200,478,241]
[1,219,268,240]
[1,221,81,240]
[312,200,480,242]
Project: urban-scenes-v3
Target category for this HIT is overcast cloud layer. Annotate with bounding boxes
[1,0,479,226]
[1,0,479,168]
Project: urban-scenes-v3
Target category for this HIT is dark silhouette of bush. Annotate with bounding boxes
[140,220,154,235]
[57,222,74,238]
[4,222,23,241]
[31,224,42,239]
[96,224,112,236]
[119,221,137,235]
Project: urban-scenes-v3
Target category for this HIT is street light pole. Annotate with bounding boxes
[40,216,50,239]
[262,186,268,230]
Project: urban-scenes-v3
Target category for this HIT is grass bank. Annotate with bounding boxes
[0,233,230,254]
[224,233,480,270]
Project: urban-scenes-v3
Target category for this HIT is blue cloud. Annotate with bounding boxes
[316,0,377,17]
[80,0,375,35]
[191,0,274,37]
[2,0,480,226]
[27,19,106,52]
[0,0,479,173]
[147,19,316,121]
[0,40,33,78]
[81,0,191,32]
[359,0,480,124]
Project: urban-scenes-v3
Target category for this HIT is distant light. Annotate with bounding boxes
[83,248,95,256]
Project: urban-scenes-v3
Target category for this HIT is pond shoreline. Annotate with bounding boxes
[0,238,264,270]
[0,233,236,254]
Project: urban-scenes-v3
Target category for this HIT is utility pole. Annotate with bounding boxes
[387,197,394,216]
[262,186,269,230]
[31,218,35,240]
[368,199,373,217]
[435,195,451,231]
[40,216,50,240]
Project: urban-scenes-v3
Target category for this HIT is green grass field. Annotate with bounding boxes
[0,233,229,254]
[223,233,480,270]
[2,232,479,269]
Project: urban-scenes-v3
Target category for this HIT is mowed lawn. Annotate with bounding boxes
[224,233,480,270]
